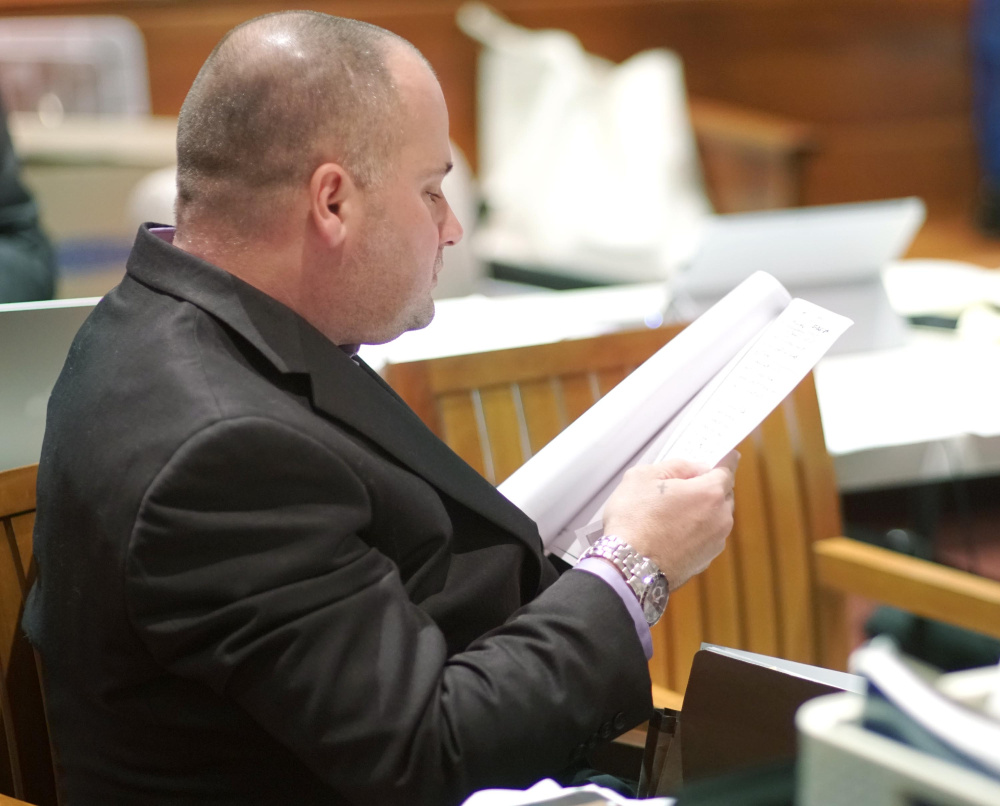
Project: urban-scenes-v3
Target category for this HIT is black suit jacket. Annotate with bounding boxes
[24,224,652,806]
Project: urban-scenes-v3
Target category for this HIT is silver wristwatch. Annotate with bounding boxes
[580,534,669,626]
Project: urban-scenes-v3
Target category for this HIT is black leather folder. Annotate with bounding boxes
[680,646,864,782]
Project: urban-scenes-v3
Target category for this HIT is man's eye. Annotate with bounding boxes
[427,191,442,203]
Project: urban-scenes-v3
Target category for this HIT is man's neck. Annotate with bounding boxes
[172,225,362,348]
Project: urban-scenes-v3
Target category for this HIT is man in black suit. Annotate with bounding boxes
[0,100,56,302]
[25,12,736,805]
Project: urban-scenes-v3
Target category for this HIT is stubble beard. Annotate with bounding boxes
[350,216,440,344]
[413,251,445,329]
[397,248,444,335]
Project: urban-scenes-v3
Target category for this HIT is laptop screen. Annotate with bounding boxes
[0,297,97,470]
[676,197,926,296]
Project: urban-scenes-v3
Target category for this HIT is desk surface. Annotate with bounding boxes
[815,333,1000,492]
[362,265,1000,494]
[8,113,177,168]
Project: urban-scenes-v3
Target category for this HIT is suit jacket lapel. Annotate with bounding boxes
[298,329,542,548]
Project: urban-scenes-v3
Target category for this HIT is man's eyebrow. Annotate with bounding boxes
[419,162,453,186]
[426,162,453,179]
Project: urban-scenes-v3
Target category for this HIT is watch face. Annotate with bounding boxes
[641,574,669,625]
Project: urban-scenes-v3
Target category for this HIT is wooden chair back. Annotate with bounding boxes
[384,326,848,699]
[0,464,57,806]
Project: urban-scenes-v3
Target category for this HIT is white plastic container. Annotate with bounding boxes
[797,667,1000,806]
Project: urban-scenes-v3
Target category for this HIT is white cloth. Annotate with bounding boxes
[460,777,673,806]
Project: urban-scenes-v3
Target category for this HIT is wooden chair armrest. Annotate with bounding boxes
[689,97,816,212]
[651,682,684,711]
[0,795,36,805]
[814,536,1000,641]
[689,97,815,157]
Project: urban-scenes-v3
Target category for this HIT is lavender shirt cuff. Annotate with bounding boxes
[574,559,653,660]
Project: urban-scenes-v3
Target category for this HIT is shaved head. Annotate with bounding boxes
[175,11,421,233]
[171,11,462,347]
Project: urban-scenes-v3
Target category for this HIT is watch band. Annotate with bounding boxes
[579,534,647,601]
[579,534,669,625]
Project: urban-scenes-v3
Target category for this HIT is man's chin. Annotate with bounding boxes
[366,301,435,346]
[410,300,436,332]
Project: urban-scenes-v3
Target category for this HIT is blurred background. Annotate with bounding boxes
[2,0,999,297]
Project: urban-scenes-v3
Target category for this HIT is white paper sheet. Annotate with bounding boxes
[498,271,795,549]
[656,299,853,467]
[557,299,852,560]
[815,338,1000,457]
[496,271,854,563]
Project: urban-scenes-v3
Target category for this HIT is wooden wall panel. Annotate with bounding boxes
[0,0,979,213]
[510,0,975,209]
[804,117,978,209]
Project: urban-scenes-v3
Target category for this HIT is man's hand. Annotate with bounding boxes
[602,451,738,590]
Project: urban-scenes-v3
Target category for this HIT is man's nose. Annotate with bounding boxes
[441,202,464,246]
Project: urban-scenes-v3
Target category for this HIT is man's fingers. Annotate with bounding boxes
[646,458,710,481]
[604,453,741,587]
[716,450,740,474]
[645,450,740,482]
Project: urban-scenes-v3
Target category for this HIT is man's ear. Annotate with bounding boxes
[309,162,355,248]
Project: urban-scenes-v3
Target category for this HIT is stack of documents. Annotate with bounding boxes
[851,638,1000,779]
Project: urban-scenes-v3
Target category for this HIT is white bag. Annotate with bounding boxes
[458,2,711,283]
